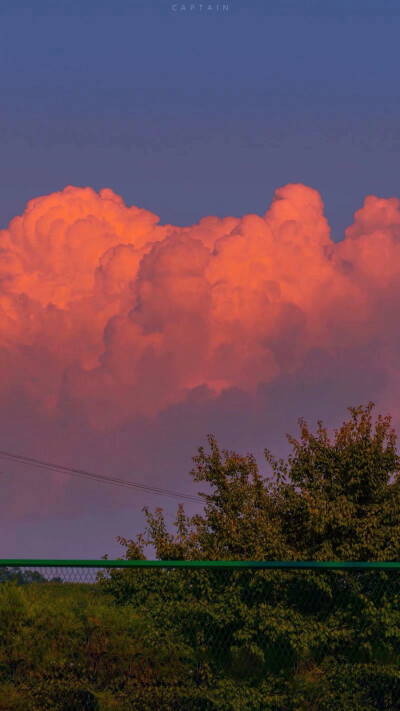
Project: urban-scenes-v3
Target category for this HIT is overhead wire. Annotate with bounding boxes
[0,448,203,504]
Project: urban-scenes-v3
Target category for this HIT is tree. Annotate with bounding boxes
[270,401,400,562]
[116,401,400,563]
[99,402,400,710]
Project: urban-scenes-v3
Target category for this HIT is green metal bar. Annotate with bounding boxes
[0,559,400,569]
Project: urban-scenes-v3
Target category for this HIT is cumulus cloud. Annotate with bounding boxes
[4,181,400,543]
[0,182,399,434]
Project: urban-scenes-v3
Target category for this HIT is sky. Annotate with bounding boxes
[1,0,400,558]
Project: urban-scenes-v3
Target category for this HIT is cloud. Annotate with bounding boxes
[0,182,398,423]
[1,182,400,532]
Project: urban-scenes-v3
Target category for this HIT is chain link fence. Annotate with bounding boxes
[1,559,400,710]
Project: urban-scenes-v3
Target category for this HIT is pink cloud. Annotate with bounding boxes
[0,182,399,533]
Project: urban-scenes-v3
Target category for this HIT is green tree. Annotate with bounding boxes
[99,402,400,710]
[116,401,400,563]
[271,401,400,562]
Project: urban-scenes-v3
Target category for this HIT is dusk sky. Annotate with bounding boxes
[1,0,400,559]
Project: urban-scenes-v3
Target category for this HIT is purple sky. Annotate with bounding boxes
[1,0,400,558]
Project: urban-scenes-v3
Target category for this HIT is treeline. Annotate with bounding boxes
[0,568,62,585]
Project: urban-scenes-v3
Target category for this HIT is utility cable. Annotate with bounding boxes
[0,448,203,503]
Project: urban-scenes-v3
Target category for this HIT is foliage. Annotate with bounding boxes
[2,402,400,709]
[97,402,400,709]
[112,401,400,564]
[0,568,50,585]
[0,581,184,710]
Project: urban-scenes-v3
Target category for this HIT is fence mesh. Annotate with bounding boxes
[1,560,400,710]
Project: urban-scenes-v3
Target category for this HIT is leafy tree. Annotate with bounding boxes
[98,402,400,709]
[271,401,400,562]
[115,401,400,563]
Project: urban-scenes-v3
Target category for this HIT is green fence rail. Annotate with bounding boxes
[1,560,400,710]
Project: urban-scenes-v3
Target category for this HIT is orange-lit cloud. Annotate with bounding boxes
[0,182,399,435]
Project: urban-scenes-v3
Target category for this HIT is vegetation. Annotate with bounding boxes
[1,402,400,709]
[0,581,171,710]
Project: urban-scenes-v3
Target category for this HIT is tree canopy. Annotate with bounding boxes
[116,401,400,563]
[96,403,400,709]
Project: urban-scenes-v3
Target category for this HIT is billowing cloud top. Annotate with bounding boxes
[0,183,399,431]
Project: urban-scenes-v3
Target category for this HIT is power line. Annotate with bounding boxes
[0,449,203,504]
